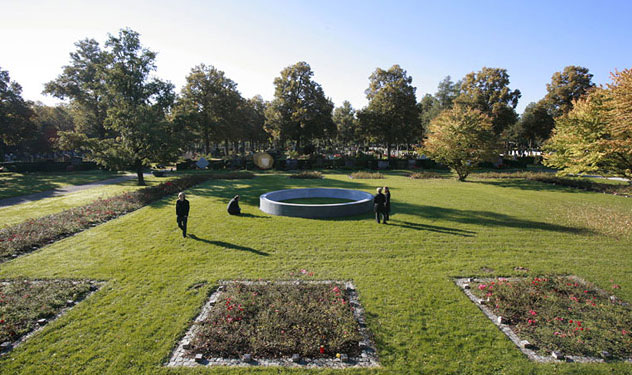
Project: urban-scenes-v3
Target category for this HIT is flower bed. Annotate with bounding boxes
[408,171,445,179]
[464,276,632,361]
[0,172,254,262]
[0,279,98,351]
[190,281,362,359]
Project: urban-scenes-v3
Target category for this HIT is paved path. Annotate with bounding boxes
[0,174,146,208]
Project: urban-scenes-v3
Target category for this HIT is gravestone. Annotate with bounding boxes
[253,152,274,169]
[196,157,209,169]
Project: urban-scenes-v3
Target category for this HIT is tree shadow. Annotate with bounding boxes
[474,178,585,194]
[188,234,269,256]
[387,220,476,237]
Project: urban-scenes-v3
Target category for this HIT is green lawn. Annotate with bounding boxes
[0,175,179,226]
[1,172,631,374]
[0,170,122,200]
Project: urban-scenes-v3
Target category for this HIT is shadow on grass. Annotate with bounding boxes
[388,220,476,237]
[474,178,583,194]
[188,234,269,256]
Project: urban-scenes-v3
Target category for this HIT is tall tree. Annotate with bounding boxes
[0,67,35,159]
[357,65,419,159]
[423,106,498,181]
[435,75,461,109]
[455,67,521,135]
[44,39,110,138]
[243,95,268,151]
[543,68,632,181]
[333,101,357,146]
[29,103,75,154]
[53,29,177,185]
[509,101,555,148]
[264,61,335,152]
[543,65,594,118]
[174,64,242,155]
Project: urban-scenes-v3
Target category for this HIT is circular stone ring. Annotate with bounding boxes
[259,188,374,219]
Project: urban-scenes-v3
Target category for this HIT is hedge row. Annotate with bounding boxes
[0,161,99,173]
[0,172,254,262]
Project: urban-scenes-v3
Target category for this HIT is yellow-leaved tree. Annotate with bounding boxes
[543,68,632,181]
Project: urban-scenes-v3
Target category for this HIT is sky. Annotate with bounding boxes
[2,0,631,114]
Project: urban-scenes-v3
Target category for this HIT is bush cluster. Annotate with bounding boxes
[0,173,253,262]
[190,282,362,359]
[349,172,384,179]
[288,171,323,179]
[408,171,445,179]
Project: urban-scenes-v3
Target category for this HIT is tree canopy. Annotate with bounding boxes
[509,100,555,148]
[455,67,521,135]
[543,65,594,118]
[423,105,498,181]
[0,67,35,159]
[543,69,632,180]
[264,61,334,153]
[51,29,176,185]
[357,65,419,159]
[333,101,358,146]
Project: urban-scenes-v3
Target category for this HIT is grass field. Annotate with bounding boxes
[0,171,631,374]
[0,170,122,200]
[0,175,178,226]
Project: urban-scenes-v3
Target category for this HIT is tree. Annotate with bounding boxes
[543,69,632,180]
[29,103,75,154]
[455,67,521,135]
[44,39,110,138]
[264,62,335,153]
[423,106,498,181]
[53,29,176,185]
[242,95,269,151]
[543,65,594,118]
[357,65,419,159]
[174,64,242,155]
[435,75,461,109]
[508,101,555,148]
[333,101,358,146]
[0,67,35,159]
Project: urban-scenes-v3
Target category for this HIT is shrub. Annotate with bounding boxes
[350,171,383,179]
[289,171,322,179]
[408,171,445,179]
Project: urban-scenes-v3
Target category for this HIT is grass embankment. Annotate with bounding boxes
[0,172,631,374]
[0,170,122,200]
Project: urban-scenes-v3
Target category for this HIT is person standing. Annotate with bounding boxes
[227,195,241,215]
[373,187,387,224]
[176,192,190,238]
[383,186,391,221]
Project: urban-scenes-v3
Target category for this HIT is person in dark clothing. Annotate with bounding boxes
[383,186,391,221]
[373,187,387,224]
[176,192,190,238]
[227,195,241,215]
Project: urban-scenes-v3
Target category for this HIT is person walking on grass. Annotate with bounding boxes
[383,186,391,221]
[227,194,241,215]
[373,187,387,224]
[176,192,190,238]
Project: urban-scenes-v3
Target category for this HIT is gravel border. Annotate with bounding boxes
[455,276,632,363]
[166,280,380,368]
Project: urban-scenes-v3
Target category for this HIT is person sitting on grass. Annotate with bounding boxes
[373,187,387,224]
[227,195,241,215]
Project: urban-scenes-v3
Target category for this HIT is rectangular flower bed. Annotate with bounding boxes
[457,276,632,362]
[0,278,101,354]
[168,280,379,368]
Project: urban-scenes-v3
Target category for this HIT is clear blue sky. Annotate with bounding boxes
[2,0,631,114]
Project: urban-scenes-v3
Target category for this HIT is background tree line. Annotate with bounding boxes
[3,28,626,184]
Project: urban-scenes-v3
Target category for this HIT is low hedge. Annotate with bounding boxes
[1,161,99,173]
[0,172,254,262]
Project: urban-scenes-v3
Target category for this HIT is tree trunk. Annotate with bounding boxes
[136,161,146,186]
[387,143,392,161]
[224,139,229,156]
[203,130,210,155]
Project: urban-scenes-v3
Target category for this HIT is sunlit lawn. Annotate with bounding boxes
[0,170,122,200]
[0,175,179,226]
[0,172,631,374]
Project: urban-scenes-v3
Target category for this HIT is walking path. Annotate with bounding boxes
[0,174,146,208]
